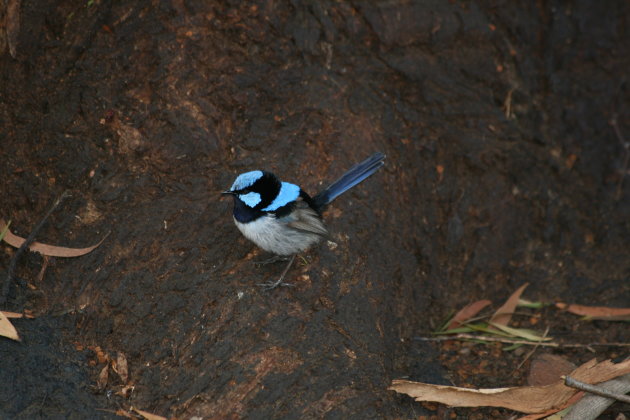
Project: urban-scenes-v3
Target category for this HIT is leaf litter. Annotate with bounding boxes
[85,345,175,419]
[112,352,129,384]
[0,218,108,257]
[445,299,492,330]
[398,284,630,417]
[390,358,630,414]
[436,283,550,347]
[0,212,107,339]
[488,282,529,328]
[132,407,168,420]
[0,310,20,341]
[555,302,630,321]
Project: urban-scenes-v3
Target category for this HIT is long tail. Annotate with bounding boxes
[311,152,385,211]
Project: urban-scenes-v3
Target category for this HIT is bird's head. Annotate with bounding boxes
[223,170,302,213]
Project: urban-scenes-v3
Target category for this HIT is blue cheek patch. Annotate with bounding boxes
[263,182,300,211]
[231,170,263,191]
[239,191,262,208]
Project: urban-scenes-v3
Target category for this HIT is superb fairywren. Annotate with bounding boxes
[222,152,385,289]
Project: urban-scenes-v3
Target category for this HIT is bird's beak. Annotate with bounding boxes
[221,191,235,197]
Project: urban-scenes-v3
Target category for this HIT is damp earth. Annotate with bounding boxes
[0,1,628,419]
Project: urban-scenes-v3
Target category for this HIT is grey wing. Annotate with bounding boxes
[279,201,328,237]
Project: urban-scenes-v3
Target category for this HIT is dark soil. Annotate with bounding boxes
[0,0,628,419]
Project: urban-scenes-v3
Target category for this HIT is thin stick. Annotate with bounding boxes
[610,114,629,200]
[414,334,630,349]
[514,326,550,373]
[563,375,630,403]
[564,374,630,420]
[0,191,70,305]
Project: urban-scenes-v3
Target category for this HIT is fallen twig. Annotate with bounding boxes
[563,375,630,403]
[415,334,630,349]
[564,373,630,420]
[514,326,550,373]
[0,191,70,305]
[610,114,629,200]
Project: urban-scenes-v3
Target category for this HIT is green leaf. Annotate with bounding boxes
[502,343,524,351]
[517,298,547,309]
[0,220,11,242]
[488,322,553,341]
[464,323,516,338]
[433,325,476,335]
[436,309,456,332]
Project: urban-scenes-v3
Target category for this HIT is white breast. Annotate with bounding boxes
[234,214,324,256]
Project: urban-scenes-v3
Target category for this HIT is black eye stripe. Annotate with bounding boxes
[238,171,281,209]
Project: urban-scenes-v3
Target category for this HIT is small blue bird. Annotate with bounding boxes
[222,152,385,289]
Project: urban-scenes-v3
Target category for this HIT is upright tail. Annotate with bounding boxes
[311,152,385,211]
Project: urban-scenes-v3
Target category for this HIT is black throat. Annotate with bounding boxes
[232,196,264,223]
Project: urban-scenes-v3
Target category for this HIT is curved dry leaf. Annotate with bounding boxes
[527,354,577,387]
[390,379,566,413]
[113,352,129,384]
[447,300,492,330]
[0,311,20,341]
[389,358,630,414]
[132,407,167,420]
[516,394,583,420]
[0,218,107,257]
[489,283,529,328]
[1,311,34,319]
[97,365,109,390]
[117,385,135,398]
[556,302,630,321]
[114,409,135,419]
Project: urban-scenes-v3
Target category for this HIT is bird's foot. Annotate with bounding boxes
[256,254,297,290]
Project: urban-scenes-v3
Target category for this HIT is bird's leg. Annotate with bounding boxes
[254,254,289,266]
[257,254,296,289]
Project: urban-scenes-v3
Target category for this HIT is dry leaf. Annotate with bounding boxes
[117,385,135,398]
[389,358,630,414]
[446,300,492,330]
[0,311,20,341]
[1,311,34,319]
[527,354,577,386]
[489,283,529,327]
[114,409,135,419]
[36,256,49,283]
[91,346,109,364]
[97,365,109,390]
[132,407,168,420]
[113,352,129,383]
[516,394,582,420]
[565,154,578,169]
[436,164,445,182]
[556,303,630,321]
[6,0,21,58]
[0,218,107,257]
